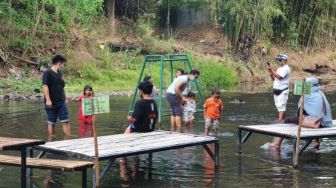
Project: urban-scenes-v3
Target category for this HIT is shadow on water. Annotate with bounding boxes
[1,90,336,187]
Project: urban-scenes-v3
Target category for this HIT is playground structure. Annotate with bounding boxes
[128,54,204,124]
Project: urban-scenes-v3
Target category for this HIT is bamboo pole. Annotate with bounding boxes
[91,98,100,187]
[294,80,305,168]
[92,119,100,187]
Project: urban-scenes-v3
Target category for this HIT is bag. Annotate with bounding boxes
[301,92,326,129]
[302,115,323,129]
[273,87,288,96]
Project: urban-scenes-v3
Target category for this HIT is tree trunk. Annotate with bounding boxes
[55,6,60,24]
[106,0,116,34]
[165,0,171,37]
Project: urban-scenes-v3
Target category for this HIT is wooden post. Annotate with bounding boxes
[21,148,26,188]
[91,98,100,187]
[92,120,100,187]
[106,0,116,34]
[294,81,305,168]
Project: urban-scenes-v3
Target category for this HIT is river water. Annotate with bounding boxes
[1,91,336,187]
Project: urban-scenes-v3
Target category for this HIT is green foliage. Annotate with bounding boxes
[135,17,154,37]
[192,58,239,88]
[215,0,336,50]
[0,0,104,51]
[64,50,239,93]
[0,78,41,94]
[65,50,143,92]
[217,0,284,51]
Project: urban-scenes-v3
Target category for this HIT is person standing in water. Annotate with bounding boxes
[75,85,94,138]
[42,55,71,140]
[266,53,291,148]
[166,69,200,132]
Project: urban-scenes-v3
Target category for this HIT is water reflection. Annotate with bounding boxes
[1,92,336,187]
[203,144,216,186]
[119,157,147,187]
[78,122,93,138]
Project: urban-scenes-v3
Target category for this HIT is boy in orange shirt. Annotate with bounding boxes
[204,90,224,137]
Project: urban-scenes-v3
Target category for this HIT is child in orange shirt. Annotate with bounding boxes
[204,90,224,137]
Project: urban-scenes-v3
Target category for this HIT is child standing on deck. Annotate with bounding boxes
[75,85,94,138]
[204,90,224,137]
[183,91,196,126]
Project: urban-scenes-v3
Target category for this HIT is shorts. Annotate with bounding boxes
[183,111,194,122]
[205,118,219,133]
[166,93,182,117]
[45,102,69,125]
[274,92,288,112]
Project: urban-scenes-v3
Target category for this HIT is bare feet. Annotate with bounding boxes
[265,142,281,150]
[313,139,320,150]
[313,143,320,150]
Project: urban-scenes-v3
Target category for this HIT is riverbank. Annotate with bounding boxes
[1,24,335,100]
[2,77,336,101]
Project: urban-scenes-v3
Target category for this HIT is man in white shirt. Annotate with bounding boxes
[266,53,291,148]
[166,69,200,132]
[268,53,290,121]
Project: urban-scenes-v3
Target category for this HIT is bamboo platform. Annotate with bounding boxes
[0,137,45,188]
[0,154,93,171]
[0,137,44,151]
[34,131,219,186]
[0,154,92,188]
[237,122,336,166]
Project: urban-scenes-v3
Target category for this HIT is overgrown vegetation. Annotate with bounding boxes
[0,77,41,94]
[0,0,335,96]
[65,49,237,93]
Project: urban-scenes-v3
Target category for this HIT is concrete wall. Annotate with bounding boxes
[175,8,211,27]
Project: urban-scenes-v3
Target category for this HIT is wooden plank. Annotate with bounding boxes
[238,124,336,139]
[34,131,218,159]
[40,135,214,158]
[0,137,44,151]
[0,155,93,171]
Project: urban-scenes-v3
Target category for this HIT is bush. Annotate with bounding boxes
[192,57,238,88]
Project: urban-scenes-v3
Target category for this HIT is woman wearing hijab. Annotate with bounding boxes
[267,77,333,149]
[288,77,332,126]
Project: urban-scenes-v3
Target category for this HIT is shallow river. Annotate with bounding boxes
[1,91,336,188]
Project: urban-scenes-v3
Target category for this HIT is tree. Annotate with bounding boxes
[105,0,116,34]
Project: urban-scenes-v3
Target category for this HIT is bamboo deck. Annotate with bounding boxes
[238,121,336,166]
[0,154,93,171]
[35,131,218,160]
[34,130,219,185]
[238,123,336,139]
[0,137,44,151]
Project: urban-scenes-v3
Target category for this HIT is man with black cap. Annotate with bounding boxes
[266,53,291,148]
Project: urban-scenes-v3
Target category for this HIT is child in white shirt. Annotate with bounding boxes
[183,91,196,126]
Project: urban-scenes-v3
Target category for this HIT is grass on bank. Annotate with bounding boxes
[0,50,239,96]
[65,50,239,94]
[0,77,41,95]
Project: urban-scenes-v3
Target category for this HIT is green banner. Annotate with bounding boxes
[82,96,110,116]
[294,80,312,96]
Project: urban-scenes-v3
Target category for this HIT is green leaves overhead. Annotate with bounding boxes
[216,0,336,50]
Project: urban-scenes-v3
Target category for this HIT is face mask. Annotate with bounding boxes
[59,67,65,74]
[277,60,285,65]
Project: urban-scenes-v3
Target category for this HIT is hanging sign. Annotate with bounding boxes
[82,96,110,116]
[294,80,312,96]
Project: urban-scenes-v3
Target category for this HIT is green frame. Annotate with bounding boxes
[128,54,204,124]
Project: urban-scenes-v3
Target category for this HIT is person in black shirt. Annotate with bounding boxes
[42,55,71,140]
[124,81,158,133]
